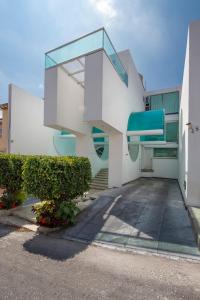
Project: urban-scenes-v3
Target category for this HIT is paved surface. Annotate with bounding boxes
[0,225,200,299]
[58,178,200,257]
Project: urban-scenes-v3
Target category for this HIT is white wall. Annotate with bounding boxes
[153,158,178,179]
[44,67,88,135]
[179,20,200,207]
[44,64,108,177]
[84,50,144,187]
[9,84,57,155]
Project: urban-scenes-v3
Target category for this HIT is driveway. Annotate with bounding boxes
[1,225,200,299]
[59,178,200,257]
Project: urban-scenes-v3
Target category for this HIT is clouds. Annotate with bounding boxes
[89,0,117,19]
[0,0,190,101]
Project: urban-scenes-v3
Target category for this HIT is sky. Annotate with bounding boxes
[0,0,200,103]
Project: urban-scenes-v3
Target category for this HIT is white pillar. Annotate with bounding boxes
[108,133,123,188]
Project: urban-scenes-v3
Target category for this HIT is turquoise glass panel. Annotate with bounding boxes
[92,127,105,142]
[53,131,76,156]
[153,148,177,158]
[140,135,165,142]
[45,28,128,86]
[46,30,103,68]
[128,143,139,161]
[61,130,71,135]
[166,122,178,142]
[92,127,104,134]
[127,110,164,131]
[103,31,128,86]
[92,127,108,160]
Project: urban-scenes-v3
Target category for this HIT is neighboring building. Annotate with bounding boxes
[4,21,200,207]
[0,103,9,152]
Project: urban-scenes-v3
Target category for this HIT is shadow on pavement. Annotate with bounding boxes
[0,224,18,238]
[23,233,87,261]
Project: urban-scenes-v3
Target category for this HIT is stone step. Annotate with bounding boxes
[90,184,108,190]
[92,178,108,182]
[91,181,108,185]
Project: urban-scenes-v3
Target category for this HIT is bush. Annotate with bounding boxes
[32,200,80,227]
[0,190,26,209]
[23,155,91,203]
[0,154,26,193]
[0,154,27,209]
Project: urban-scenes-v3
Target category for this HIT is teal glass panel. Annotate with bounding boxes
[127,110,164,131]
[166,122,178,142]
[92,127,108,160]
[150,95,163,110]
[128,143,139,161]
[103,31,128,86]
[45,28,128,86]
[53,131,76,156]
[46,30,103,68]
[140,135,165,142]
[61,130,71,135]
[163,92,179,114]
[92,127,104,134]
[153,148,178,158]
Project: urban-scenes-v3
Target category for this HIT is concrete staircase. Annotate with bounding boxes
[90,168,108,190]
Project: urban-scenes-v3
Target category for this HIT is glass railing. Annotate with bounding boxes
[45,28,128,86]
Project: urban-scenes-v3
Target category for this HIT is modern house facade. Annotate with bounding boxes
[3,20,200,208]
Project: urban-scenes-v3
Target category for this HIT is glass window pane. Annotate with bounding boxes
[103,31,128,86]
[46,30,103,68]
[163,92,179,114]
[153,148,177,158]
[166,122,179,142]
[150,95,163,110]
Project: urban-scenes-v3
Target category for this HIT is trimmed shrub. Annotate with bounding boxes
[0,154,27,209]
[0,154,26,193]
[23,155,91,203]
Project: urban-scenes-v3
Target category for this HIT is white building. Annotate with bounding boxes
[5,21,200,208]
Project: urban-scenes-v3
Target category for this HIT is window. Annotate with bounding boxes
[0,124,2,137]
[153,148,178,158]
[150,91,179,114]
[166,122,179,143]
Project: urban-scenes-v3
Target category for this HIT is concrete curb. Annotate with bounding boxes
[188,207,200,249]
[0,206,20,217]
[0,198,96,235]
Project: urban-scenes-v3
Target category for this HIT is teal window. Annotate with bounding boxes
[150,92,179,114]
[153,148,178,158]
[166,122,179,143]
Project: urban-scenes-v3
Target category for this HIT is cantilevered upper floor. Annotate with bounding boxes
[44,28,144,135]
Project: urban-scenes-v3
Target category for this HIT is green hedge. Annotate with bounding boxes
[0,153,26,193]
[23,156,91,202]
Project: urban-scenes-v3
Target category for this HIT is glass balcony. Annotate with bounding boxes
[45,28,128,86]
